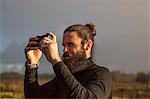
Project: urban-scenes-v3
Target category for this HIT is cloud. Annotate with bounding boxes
[0,41,54,73]
[0,63,24,73]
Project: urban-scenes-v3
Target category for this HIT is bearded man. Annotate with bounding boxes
[24,23,112,98]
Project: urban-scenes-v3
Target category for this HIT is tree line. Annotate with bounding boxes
[111,71,149,83]
[0,71,149,83]
[0,72,54,80]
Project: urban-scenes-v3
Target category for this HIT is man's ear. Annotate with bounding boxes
[84,40,93,50]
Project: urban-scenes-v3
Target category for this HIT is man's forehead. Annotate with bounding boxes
[63,32,81,42]
[63,32,79,39]
[63,32,78,37]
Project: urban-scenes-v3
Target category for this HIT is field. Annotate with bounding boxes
[112,82,150,99]
[0,79,24,99]
[0,79,149,99]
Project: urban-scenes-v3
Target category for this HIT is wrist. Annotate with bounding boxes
[51,58,62,66]
[27,60,39,65]
[25,61,40,69]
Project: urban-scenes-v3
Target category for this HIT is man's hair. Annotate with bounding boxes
[63,23,96,57]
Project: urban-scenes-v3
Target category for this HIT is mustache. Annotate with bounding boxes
[63,52,74,58]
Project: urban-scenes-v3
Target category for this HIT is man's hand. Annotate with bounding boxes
[24,37,42,65]
[39,32,61,65]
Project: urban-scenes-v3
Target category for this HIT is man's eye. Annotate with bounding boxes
[68,43,75,47]
[62,44,64,47]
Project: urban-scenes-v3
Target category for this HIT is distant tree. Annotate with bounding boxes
[0,72,55,80]
[111,71,121,82]
[38,73,55,80]
[0,72,23,80]
[135,72,149,83]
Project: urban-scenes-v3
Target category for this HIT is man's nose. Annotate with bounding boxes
[63,47,68,52]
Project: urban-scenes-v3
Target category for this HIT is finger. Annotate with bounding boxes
[39,38,51,46]
[40,44,48,48]
[25,46,39,51]
[39,39,50,48]
[25,46,39,52]
[47,32,56,42]
[43,37,51,42]
[27,41,39,47]
[39,44,48,54]
[29,37,40,42]
[43,37,52,44]
[28,41,39,45]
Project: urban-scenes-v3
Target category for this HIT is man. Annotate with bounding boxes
[24,23,112,98]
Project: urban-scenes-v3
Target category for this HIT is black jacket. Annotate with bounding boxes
[24,58,112,99]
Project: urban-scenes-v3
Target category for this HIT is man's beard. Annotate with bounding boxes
[62,48,87,73]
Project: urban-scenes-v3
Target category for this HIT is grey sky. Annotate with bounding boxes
[0,0,2,52]
[0,0,149,74]
[149,0,150,70]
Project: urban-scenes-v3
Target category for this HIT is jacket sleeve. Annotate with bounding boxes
[53,62,112,99]
[24,68,39,98]
[24,66,57,98]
